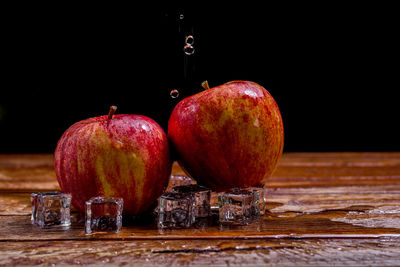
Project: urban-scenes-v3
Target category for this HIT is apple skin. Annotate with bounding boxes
[54,114,171,215]
[168,80,284,191]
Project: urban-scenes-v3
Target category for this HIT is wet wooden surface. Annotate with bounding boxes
[1,153,400,266]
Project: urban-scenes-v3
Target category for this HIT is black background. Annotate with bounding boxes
[1,4,399,153]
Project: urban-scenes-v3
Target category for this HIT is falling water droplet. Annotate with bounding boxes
[183,44,195,55]
[185,35,194,45]
[170,89,179,98]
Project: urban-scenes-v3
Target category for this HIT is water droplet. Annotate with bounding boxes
[170,89,179,98]
[183,44,195,55]
[179,14,184,20]
[185,35,194,45]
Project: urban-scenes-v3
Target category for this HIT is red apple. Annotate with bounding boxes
[54,106,171,215]
[168,81,284,191]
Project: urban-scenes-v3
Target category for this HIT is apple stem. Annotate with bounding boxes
[201,80,210,90]
[107,106,117,121]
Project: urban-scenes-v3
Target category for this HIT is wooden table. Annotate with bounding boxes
[1,153,400,266]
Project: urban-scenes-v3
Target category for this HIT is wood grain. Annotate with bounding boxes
[1,238,400,266]
[1,153,400,266]
[2,209,400,242]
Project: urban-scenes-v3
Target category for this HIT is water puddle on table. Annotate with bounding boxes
[330,205,400,229]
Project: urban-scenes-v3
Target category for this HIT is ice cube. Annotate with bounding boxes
[247,185,266,216]
[85,197,123,234]
[157,192,195,229]
[218,188,259,225]
[31,191,71,228]
[172,184,211,218]
[30,192,39,224]
[210,192,219,213]
[166,174,196,192]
